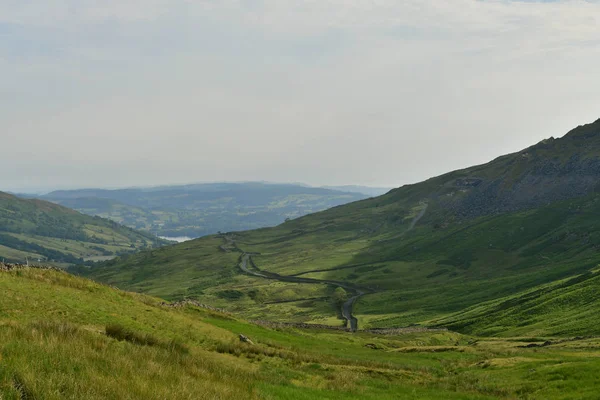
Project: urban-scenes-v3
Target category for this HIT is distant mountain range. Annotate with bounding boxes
[0,191,164,266]
[36,182,385,238]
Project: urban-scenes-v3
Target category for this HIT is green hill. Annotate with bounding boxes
[80,119,600,336]
[4,265,600,399]
[0,192,165,266]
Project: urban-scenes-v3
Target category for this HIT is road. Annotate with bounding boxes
[228,203,430,331]
[341,291,365,332]
[238,253,369,332]
[228,204,431,331]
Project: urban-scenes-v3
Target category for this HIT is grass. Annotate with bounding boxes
[4,267,600,398]
[428,269,600,336]
[0,321,252,399]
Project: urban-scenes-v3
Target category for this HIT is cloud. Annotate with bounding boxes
[1,1,599,191]
[0,0,171,25]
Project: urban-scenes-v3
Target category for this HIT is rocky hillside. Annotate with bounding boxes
[387,118,600,218]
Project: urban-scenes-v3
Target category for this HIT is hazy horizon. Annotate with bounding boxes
[4,181,396,195]
[2,1,599,192]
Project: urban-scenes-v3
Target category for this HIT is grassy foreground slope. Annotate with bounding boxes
[3,266,600,399]
[0,192,165,266]
[83,119,600,333]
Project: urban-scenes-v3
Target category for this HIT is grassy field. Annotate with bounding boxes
[3,266,600,399]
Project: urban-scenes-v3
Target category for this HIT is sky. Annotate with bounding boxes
[1,0,599,193]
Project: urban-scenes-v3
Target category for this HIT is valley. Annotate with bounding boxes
[4,0,599,397]
[80,119,600,337]
[6,119,600,399]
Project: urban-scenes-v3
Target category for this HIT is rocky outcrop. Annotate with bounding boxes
[426,120,600,218]
[239,334,254,344]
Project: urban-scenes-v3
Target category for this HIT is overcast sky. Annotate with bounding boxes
[1,0,599,192]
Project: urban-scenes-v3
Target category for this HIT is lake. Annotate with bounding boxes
[159,236,195,243]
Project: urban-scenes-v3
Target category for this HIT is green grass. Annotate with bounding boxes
[5,267,600,399]
[429,269,600,337]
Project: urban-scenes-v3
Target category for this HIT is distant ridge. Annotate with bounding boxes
[320,185,392,197]
[39,182,371,238]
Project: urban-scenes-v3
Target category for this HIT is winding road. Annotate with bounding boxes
[229,203,426,332]
[238,252,369,332]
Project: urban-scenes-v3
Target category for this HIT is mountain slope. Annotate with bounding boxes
[0,191,164,265]
[4,265,600,399]
[430,266,600,337]
[41,182,370,237]
[82,119,600,335]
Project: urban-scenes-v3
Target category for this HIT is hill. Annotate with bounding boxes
[3,264,600,399]
[80,119,600,335]
[0,192,165,266]
[40,182,371,238]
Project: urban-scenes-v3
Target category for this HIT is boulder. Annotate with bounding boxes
[239,334,254,345]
